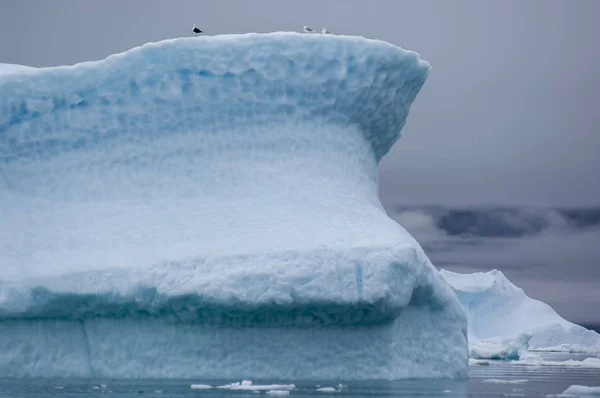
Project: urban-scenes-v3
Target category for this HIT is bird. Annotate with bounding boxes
[321,28,330,34]
[192,24,204,36]
[302,25,315,33]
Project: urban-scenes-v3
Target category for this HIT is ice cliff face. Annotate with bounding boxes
[0,33,467,379]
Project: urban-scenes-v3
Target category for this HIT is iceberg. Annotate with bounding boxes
[469,334,532,361]
[562,385,600,396]
[441,269,600,359]
[0,33,467,379]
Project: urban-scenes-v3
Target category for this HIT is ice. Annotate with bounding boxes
[217,381,295,391]
[482,379,529,384]
[317,387,339,393]
[512,357,600,368]
[0,63,35,76]
[469,334,531,360]
[0,33,467,379]
[441,269,600,356]
[562,385,600,396]
[266,391,290,396]
[190,384,213,389]
[532,344,600,354]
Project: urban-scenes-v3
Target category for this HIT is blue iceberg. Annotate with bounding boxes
[0,33,467,379]
[441,269,600,358]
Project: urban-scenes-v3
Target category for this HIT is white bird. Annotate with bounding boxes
[321,28,330,34]
[192,24,204,36]
[302,25,315,33]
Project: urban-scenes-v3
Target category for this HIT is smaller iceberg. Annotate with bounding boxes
[216,381,295,391]
[469,334,531,361]
[562,385,600,396]
[441,269,600,359]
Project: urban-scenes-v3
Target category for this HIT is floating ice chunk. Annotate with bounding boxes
[482,379,528,384]
[470,334,531,360]
[562,385,600,396]
[513,357,600,368]
[517,350,543,362]
[317,387,338,392]
[217,381,295,391]
[190,384,213,389]
[267,391,290,396]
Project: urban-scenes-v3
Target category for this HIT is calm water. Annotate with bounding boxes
[1,355,598,398]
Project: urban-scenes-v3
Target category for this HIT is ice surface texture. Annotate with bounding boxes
[562,385,600,396]
[441,269,600,356]
[0,33,467,379]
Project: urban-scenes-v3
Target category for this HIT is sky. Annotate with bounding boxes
[1,0,598,323]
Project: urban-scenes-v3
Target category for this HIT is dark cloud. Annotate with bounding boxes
[391,206,600,323]
[1,1,598,322]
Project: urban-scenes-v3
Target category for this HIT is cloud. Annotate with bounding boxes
[388,206,600,324]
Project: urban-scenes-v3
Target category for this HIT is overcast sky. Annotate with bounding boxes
[1,1,598,322]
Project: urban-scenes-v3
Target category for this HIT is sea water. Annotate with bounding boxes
[1,353,597,397]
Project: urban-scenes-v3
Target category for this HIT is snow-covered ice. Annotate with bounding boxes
[216,381,295,391]
[317,387,339,392]
[0,63,35,76]
[0,33,467,379]
[469,334,531,360]
[441,269,600,358]
[482,379,529,384]
[562,385,600,396]
[190,384,213,389]
[512,357,600,368]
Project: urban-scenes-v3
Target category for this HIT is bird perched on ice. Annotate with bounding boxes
[192,24,204,36]
[302,25,315,33]
[321,28,331,34]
